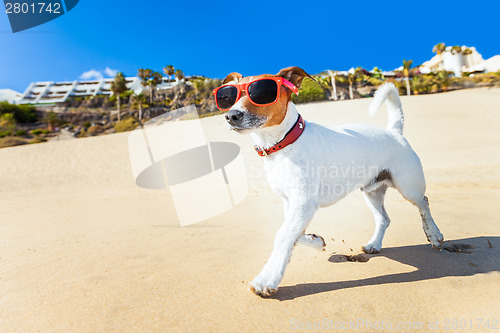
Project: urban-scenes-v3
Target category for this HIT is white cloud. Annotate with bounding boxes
[79,69,104,80]
[104,67,119,77]
[79,67,120,81]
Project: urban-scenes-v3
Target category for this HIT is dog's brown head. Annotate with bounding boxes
[221,66,312,132]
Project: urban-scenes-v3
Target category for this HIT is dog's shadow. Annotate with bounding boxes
[273,236,499,301]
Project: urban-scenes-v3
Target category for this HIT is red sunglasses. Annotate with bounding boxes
[212,77,299,111]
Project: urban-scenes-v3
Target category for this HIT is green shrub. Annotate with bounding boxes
[0,102,37,123]
[292,78,327,104]
[31,128,50,135]
[114,117,139,133]
[87,124,104,136]
[411,75,437,94]
[365,76,384,86]
[76,129,88,138]
[0,113,15,138]
[0,112,15,127]
[0,130,12,138]
[0,136,27,148]
[435,71,454,91]
[43,111,61,129]
[15,104,37,123]
[28,136,47,144]
[15,129,27,136]
[107,90,132,104]
[468,72,500,85]
[83,121,91,129]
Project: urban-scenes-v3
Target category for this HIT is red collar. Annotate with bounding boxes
[254,114,305,157]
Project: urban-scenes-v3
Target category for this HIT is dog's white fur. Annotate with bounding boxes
[235,83,443,297]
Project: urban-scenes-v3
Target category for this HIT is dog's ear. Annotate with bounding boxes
[222,72,243,84]
[276,66,314,89]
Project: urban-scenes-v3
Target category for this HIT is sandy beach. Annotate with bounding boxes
[1,87,499,332]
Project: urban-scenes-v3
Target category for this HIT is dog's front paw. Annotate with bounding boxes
[249,279,277,297]
[362,242,381,254]
[428,231,444,250]
[249,272,279,297]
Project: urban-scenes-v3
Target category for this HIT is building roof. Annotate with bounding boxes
[482,55,500,72]
[0,89,23,104]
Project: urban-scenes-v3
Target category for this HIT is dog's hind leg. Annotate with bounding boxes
[391,162,444,249]
[362,185,390,254]
[412,195,444,249]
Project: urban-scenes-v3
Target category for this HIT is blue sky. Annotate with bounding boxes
[1,0,499,92]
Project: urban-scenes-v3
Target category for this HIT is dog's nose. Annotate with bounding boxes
[225,109,244,125]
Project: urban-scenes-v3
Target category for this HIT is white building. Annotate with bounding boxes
[17,76,184,105]
[420,46,499,77]
[18,77,144,104]
[0,89,23,104]
[468,55,500,73]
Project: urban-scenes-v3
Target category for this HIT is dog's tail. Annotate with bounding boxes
[368,83,404,135]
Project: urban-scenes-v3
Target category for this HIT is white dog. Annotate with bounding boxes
[214,66,444,297]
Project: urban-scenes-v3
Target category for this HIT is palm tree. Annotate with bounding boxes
[132,93,146,123]
[137,69,163,104]
[163,65,175,86]
[137,68,151,86]
[371,67,384,79]
[347,67,362,99]
[403,59,413,96]
[436,71,452,92]
[328,70,338,100]
[110,72,128,121]
[450,45,462,55]
[311,75,331,100]
[175,69,185,84]
[432,43,446,55]
[44,111,59,132]
[462,48,473,56]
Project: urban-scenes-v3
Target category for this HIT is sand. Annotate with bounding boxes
[1,87,499,332]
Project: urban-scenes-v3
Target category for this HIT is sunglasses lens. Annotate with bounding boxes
[216,86,238,109]
[248,79,278,105]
